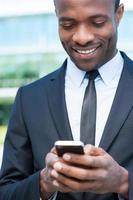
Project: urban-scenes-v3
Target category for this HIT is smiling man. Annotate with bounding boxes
[54,0,121,71]
[0,0,133,200]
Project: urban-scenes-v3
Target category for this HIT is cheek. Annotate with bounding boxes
[97,24,117,42]
[59,29,73,44]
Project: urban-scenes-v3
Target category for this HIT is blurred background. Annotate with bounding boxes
[0,0,133,165]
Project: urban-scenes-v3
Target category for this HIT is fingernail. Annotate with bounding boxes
[53,180,59,187]
[63,154,71,160]
[51,170,58,178]
[54,162,62,170]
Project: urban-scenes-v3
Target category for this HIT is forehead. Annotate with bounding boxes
[55,0,115,17]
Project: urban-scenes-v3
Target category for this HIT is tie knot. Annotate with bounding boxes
[85,70,99,80]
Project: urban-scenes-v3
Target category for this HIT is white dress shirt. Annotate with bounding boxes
[65,51,124,146]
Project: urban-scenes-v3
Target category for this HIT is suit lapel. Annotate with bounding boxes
[100,53,133,151]
[47,60,73,140]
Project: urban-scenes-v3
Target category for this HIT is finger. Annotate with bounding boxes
[51,147,57,154]
[42,167,55,183]
[84,145,105,156]
[45,152,59,168]
[62,153,107,168]
[53,162,105,181]
[41,168,72,193]
[52,170,98,192]
[52,180,72,192]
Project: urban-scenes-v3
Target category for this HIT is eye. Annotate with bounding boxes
[93,20,106,27]
[59,22,75,30]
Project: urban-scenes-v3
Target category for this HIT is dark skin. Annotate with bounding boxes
[55,0,123,71]
[40,145,129,199]
[40,0,129,199]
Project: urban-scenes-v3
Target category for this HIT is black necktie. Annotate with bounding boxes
[80,70,99,145]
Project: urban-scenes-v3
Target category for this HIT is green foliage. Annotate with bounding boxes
[0,56,39,79]
[0,53,66,126]
[0,53,65,88]
[0,126,6,145]
[0,100,13,125]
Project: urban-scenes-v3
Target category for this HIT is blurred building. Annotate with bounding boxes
[0,3,65,95]
[0,2,133,94]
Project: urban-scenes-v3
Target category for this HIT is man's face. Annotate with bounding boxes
[55,0,124,71]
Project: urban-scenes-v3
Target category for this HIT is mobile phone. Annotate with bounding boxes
[55,140,84,156]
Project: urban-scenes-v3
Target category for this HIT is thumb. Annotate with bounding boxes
[84,144,105,156]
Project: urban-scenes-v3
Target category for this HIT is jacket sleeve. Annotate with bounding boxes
[0,88,41,200]
[129,173,133,199]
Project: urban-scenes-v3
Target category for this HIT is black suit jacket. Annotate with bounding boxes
[0,52,133,200]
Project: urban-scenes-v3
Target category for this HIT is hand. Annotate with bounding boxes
[52,145,129,198]
[40,147,72,199]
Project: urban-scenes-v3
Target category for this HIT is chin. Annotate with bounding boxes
[74,64,95,72]
[74,61,99,71]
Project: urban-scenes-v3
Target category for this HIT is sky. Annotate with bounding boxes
[0,0,132,17]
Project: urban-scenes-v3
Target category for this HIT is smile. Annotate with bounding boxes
[76,48,96,54]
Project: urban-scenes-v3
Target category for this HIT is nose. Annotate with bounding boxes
[72,25,95,46]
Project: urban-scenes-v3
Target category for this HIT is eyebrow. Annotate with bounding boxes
[90,14,109,19]
[59,14,109,22]
[59,17,75,22]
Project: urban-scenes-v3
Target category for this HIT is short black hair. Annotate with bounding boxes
[115,0,120,10]
[54,0,120,10]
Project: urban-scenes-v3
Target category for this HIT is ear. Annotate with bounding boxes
[115,3,124,25]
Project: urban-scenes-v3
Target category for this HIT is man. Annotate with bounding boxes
[0,0,133,199]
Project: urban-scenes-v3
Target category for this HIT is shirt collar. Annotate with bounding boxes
[98,51,124,86]
[66,51,124,87]
[66,58,86,87]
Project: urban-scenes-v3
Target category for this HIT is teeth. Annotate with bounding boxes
[76,48,96,54]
